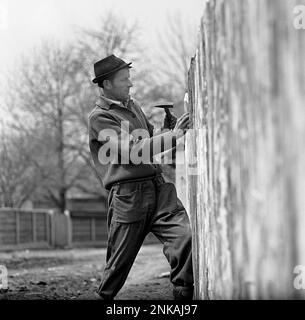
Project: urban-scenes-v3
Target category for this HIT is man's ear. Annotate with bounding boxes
[103,79,112,90]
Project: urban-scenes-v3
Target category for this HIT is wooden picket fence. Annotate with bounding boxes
[0,208,158,250]
[70,211,108,246]
[0,208,109,250]
[0,208,51,250]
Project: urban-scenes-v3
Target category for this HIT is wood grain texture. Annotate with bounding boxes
[176,0,305,299]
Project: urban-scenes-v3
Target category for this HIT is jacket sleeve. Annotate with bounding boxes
[89,112,177,164]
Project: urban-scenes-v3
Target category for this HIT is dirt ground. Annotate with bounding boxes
[0,243,173,300]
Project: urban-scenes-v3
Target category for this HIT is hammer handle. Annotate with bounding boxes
[165,108,172,119]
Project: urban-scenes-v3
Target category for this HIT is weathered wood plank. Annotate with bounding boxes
[177,0,305,299]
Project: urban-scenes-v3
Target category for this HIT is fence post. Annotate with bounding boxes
[49,210,72,248]
[49,210,55,246]
[65,210,72,247]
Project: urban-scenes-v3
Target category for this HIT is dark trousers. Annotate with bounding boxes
[97,175,193,299]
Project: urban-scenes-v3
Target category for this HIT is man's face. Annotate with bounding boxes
[104,68,133,102]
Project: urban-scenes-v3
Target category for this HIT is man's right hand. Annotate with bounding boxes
[173,112,190,139]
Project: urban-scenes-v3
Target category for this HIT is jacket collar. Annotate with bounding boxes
[95,96,112,110]
[96,95,130,110]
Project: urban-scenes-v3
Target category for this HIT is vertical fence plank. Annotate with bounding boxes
[32,212,37,242]
[46,212,51,244]
[15,211,20,245]
[91,218,96,242]
[180,0,305,299]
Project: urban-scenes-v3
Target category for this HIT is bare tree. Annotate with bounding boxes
[3,13,151,210]
[2,12,184,210]
[154,12,197,114]
[75,11,172,125]
[6,41,92,211]
[0,119,51,207]
[76,11,141,83]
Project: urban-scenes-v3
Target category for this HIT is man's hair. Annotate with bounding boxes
[97,73,116,88]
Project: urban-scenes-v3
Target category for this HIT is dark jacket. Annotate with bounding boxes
[88,96,169,190]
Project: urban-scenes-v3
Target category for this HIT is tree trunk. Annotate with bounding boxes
[57,86,66,214]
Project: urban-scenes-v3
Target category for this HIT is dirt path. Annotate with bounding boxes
[0,244,173,300]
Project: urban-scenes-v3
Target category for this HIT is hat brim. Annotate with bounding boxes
[92,62,132,84]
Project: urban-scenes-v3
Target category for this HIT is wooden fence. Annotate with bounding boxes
[70,211,108,246]
[0,208,51,250]
[0,208,158,250]
[177,0,305,299]
[70,211,158,247]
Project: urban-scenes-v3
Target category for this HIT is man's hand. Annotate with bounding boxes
[163,113,177,130]
[172,112,190,139]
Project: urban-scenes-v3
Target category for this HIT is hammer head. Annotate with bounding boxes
[153,102,174,109]
[154,102,174,121]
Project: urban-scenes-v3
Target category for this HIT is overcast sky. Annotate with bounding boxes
[0,0,204,73]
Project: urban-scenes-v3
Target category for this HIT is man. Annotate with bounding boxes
[88,54,193,300]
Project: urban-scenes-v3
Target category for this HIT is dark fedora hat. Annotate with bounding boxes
[92,54,132,84]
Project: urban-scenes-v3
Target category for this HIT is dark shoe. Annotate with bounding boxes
[94,292,113,300]
[173,285,194,300]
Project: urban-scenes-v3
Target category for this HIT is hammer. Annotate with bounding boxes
[154,102,175,128]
